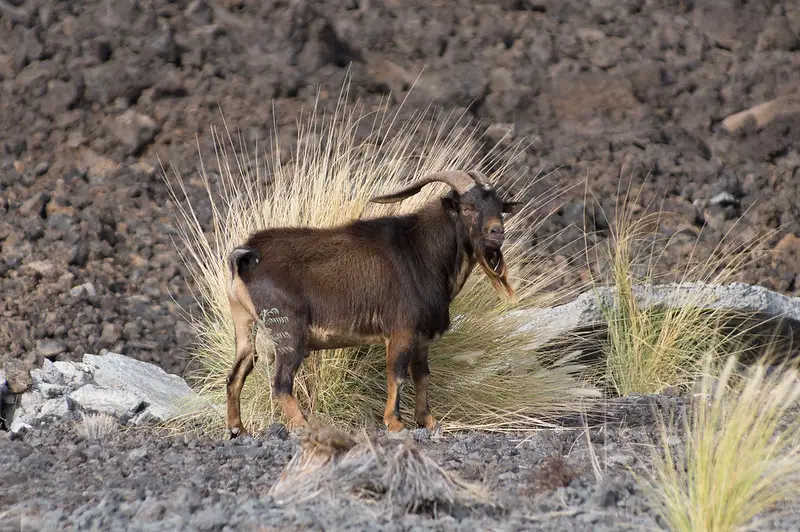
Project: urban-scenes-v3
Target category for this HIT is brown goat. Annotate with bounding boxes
[225,170,521,437]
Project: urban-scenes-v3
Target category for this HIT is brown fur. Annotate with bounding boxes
[225,173,520,437]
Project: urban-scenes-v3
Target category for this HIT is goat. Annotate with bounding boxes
[225,170,521,437]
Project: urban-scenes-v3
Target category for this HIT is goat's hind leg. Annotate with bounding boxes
[226,291,257,439]
[271,318,309,430]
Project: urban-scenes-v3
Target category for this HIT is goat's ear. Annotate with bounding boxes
[441,194,459,212]
[501,201,523,214]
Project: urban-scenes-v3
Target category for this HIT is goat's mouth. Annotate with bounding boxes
[476,247,517,302]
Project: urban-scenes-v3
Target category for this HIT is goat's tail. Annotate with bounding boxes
[228,247,260,280]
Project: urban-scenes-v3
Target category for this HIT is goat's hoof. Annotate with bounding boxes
[228,426,248,439]
[416,413,438,432]
[385,417,405,433]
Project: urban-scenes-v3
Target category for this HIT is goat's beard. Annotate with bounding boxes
[476,247,517,302]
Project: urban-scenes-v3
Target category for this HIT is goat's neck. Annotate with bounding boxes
[411,204,475,302]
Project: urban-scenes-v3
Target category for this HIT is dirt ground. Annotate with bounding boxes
[2,0,800,529]
[0,394,689,531]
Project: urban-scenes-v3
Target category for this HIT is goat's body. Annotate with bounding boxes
[224,169,519,438]
[226,201,476,435]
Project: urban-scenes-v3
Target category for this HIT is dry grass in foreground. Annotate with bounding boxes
[648,354,800,532]
[269,422,490,516]
[163,77,599,436]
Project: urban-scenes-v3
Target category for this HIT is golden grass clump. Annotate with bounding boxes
[648,354,800,532]
[163,80,598,436]
[591,181,771,396]
[76,412,119,442]
[269,422,489,515]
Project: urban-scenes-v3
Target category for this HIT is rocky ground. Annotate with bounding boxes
[2,0,800,529]
[0,394,683,531]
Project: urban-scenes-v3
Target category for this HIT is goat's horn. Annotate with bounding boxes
[369,170,482,204]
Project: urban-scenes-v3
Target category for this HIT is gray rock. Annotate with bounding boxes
[68,384,144,421]
[128,445,149,461]
[36,339,67,359]
[9,418,32,433]
[36,358,64,385]
[83,352,198,422]
[100,324,122,345]
[36,383,71,399]
[70,282,97,298]
[39,397,70,418]
[34,160,50,176]
[110,110,159,155]
[53,360,93,388]
[509,282,800,351]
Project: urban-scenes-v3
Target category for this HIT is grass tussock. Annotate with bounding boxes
[648,355,800,532]
[163,78,598,436]
[269,422,490,515]
[590,179,773,396]
[77,412,119,442]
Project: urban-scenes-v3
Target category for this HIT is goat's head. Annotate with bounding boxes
[370,170,522,300]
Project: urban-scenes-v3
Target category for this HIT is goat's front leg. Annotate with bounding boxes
[384,333,415,432]
[411,342,437,431]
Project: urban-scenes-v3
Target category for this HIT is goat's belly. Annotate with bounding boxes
[307,326,384,350]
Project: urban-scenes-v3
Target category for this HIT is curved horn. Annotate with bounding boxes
[369,170,482,204]
[467,170,489,187]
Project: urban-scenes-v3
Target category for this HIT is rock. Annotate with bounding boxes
[83,61,152,105]
[83,352,199,422]
[31,358,64,385]
[38,397,70,418]
[68,244,89,267]
[484,123,516,146]
[708,191,738,207]
[9,419,32,434]
[34,160,50,176]
[23,259,56,278]
[722,94,800,133]
[128,445,149,461]
[3,358,33,394]
[70,282,97,298]
[185,0,213,26]
[68,384,144,421]
[36,383,71,399]
[18,191,50,217]
[100,324,122,345]
[53,361,93,388]
[510,282,800,351]
[110,110,159,155]
[36,339,66,359]
[18,390,46,418]
[756,16,800,52]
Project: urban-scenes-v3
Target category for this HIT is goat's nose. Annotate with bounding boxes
[488,222,504,237]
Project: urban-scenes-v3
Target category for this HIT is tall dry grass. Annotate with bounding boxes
[163,79,599,436]
[589,179,773,396]
[648,354,800,531]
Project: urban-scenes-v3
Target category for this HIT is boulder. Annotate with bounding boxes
[68,384,144,421]
[83,352,197,421]
[3,352,199,433]
[510,281,800,350]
